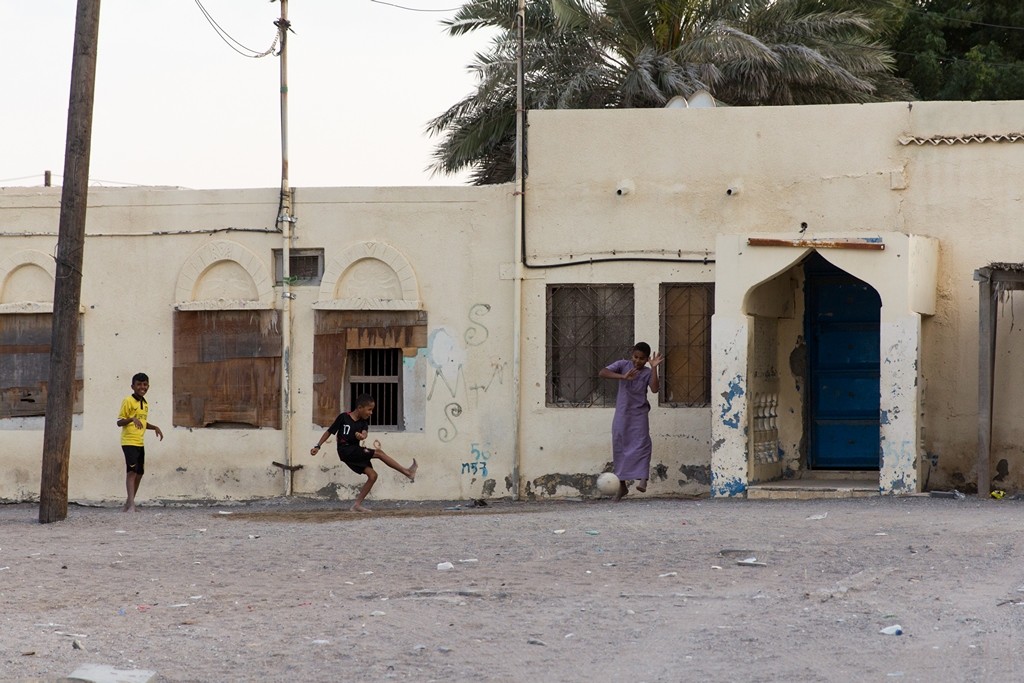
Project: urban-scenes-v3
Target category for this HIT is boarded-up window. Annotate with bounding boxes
[0,313,83,418]
[660,283,714,406]
[313,310,427,428]
[546,284,634,407]
[346,349,402,430]
[173,310,282,429]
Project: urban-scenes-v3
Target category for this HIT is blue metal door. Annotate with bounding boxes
[805,252,881,470]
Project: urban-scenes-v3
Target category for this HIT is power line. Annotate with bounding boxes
[369,0,463,12]
[862,0,1024,33]
[193,0,280,58]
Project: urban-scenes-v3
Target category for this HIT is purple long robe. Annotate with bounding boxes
[606,359,653,480]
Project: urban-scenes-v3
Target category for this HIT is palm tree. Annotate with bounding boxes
[428,0,912,184]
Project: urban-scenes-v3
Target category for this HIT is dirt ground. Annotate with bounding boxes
[3,493,1024,682]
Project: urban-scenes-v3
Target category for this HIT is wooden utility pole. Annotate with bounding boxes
[39,0,102,524]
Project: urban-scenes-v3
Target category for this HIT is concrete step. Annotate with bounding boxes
[747,477,879,500]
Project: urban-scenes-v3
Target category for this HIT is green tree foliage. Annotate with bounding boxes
[429,0,912,184]
[893,0,1024,100]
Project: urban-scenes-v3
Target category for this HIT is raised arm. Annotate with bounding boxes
[599,365,638,381]
[648,352,664,393]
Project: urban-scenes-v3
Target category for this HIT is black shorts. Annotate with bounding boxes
[339,446,374,475]
[122,445,145,475]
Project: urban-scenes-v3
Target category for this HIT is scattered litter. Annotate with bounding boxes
[444,506,462,511]
[168,604,189,608]
[360,571,374,575]
[875,532,888,536]
[806,513,828,520]
[312,639,330,645]
[189,596,203,600]
[217,511,233,515]
[552,529,566,534]
[659,572,678,578]
[247,535,260,540]
[527,638,547,646]
[992,490,1006,499]
[711,565,723,570]
[71,639,85,650]
[585,530,600,536]
[370,610,386,617]
[565,633,575,639]
[880,625,904,636]
[114,530,127,534]
[458,559,478,564]
[0,567,9,571]
[737,558,767,567]
[437,562,455,571]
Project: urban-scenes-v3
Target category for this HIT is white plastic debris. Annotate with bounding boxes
[880,625,904,636]
[437,562,455,571]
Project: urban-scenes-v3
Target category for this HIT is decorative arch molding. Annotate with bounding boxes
[174,240,274,310]
[0,249,61,313]
[314,241,421,310]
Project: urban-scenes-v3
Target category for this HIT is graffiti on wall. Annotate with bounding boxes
[427,304,506,442]
[460,442,491,476]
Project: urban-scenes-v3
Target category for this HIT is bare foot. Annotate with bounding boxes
[613,482,629,502]
[407,458,418,482]
[350,504,371,513]
[122,506,138,513]
[636,483,647,493]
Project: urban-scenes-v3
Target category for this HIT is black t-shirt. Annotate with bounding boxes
[328,412,369,453]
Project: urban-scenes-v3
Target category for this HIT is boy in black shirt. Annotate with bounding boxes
[311,393,417,512]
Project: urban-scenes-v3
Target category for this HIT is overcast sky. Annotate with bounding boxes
[2,1,497,189]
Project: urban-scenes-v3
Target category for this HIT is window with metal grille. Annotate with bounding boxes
[273,248,324,286]
[659,283,714,406]
[0,313,83,418]
[346,348,402,430]
[546,284,634,407]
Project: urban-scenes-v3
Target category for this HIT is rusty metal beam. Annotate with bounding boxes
[746,238,885,250]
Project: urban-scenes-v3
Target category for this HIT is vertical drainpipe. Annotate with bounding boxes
[276,0,295,495]
[511,0,526,501]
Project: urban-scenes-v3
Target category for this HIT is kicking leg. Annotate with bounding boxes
[613,480,630,503]
[352,468,377,512]
[373,449,417,482]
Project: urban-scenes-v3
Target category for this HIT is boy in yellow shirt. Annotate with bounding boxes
[116,373,163,512]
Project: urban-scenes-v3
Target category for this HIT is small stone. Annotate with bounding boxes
[72,639,85,650]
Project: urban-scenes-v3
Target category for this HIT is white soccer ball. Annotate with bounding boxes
[596,472,620,496]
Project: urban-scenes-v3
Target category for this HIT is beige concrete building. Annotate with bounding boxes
[2,100,1023,504]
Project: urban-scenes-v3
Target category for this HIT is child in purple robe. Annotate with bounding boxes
[599,342,663,501]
